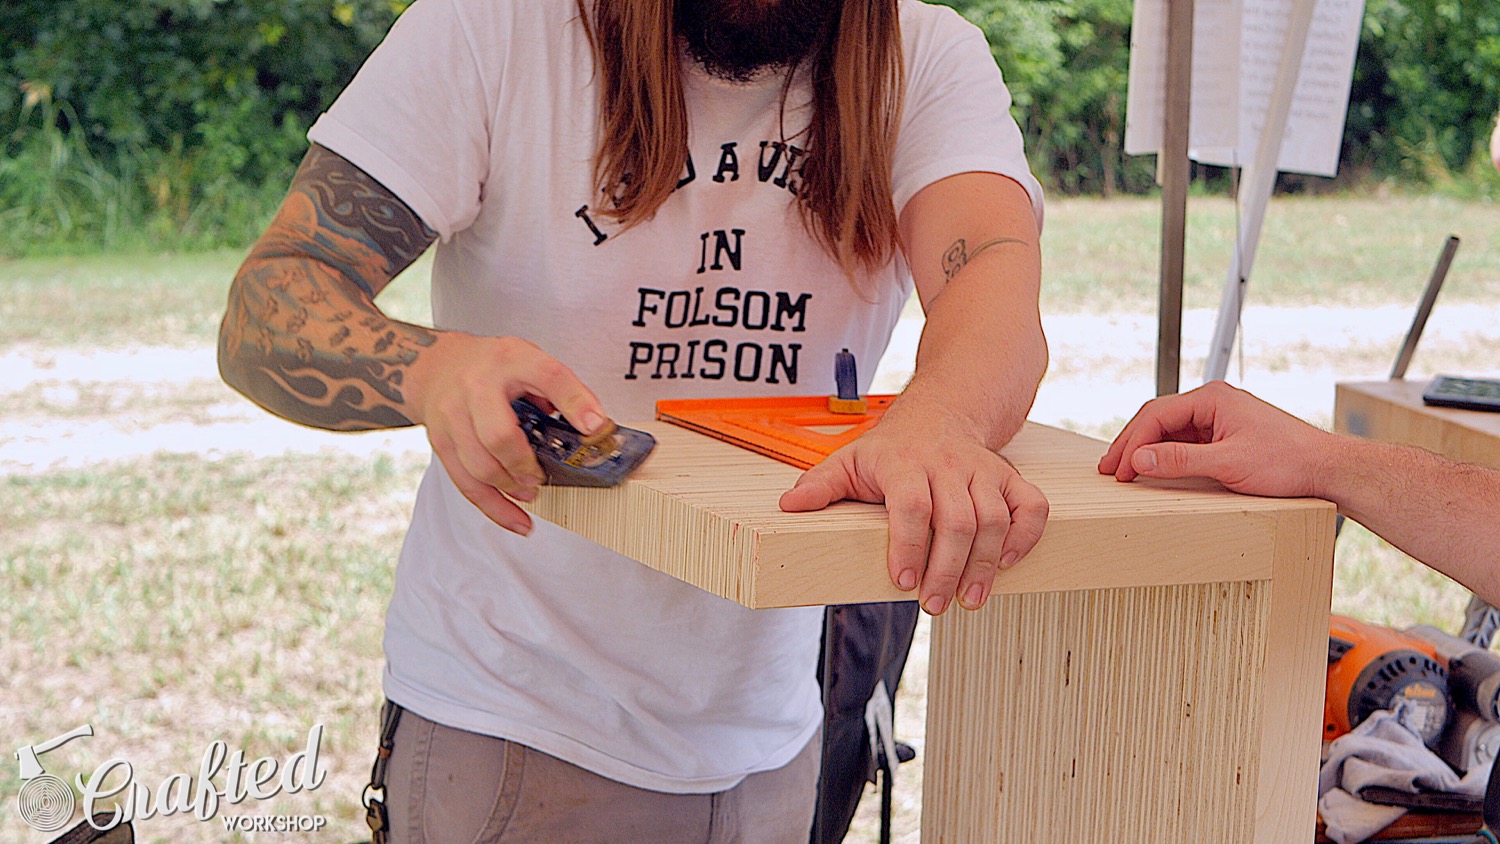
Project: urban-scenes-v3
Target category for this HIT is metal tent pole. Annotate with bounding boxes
[1156,0,1195,396]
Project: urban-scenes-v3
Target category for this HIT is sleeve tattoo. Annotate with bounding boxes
[941,237,1026,283]
[219,145,439,431]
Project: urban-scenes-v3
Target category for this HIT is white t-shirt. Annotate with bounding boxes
[309,0,1041,793]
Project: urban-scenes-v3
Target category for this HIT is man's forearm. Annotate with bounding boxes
[218,145,438,431]
[219,255,435,430]
[898,258,1047,449]
[1321,436,1500,604]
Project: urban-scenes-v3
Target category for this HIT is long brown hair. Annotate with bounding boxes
[577,0,905,278]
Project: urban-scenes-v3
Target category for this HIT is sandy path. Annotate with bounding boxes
[3,303,1498,474]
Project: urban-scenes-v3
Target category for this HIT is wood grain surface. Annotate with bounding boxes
[1336,379,1500,470]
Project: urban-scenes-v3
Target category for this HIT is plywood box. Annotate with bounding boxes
[527,420,1335,842]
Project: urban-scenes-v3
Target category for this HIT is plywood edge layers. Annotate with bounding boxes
[921,580,1271,841]
[527,421,1329,608]
[527,486,1287,609]
[525,482,762,605]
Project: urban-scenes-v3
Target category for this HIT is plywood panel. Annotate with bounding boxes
[1335,380,1500,470]
[922,581,1269,842]
[919,506,1332,843]
[526,421,1319,608]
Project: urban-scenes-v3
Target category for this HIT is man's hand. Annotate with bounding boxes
[1102,380,1500,605]
[827,171,1047,615]
[1099,380,1334,498]
[407,334,610,536]
[779,404,1048,615]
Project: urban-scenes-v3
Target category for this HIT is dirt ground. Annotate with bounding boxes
[6,301,1498,473]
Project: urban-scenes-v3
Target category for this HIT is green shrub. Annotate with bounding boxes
[940,0,1156,196]
[0,0,405,256]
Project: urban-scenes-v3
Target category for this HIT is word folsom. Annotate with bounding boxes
[75,725,326,830]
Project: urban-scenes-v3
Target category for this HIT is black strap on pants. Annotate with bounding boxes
[364,700,404,844]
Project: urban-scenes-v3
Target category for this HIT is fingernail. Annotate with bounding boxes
[513,486,537,502]
[923,595,949,616]
[580,411,606,434]
[1134,449,1157,472]
[962,583,985,609]
[897,569,918,590]
[1001,552,1018,569]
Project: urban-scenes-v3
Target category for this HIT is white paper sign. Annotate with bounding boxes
[1124,0,1242,152]
[1124,0,1366,177]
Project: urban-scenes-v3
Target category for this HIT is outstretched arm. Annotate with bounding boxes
[220,144,611,535]
[781,172,1049,615]
[1100,381,1500,604]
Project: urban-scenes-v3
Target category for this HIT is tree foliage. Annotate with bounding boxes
[942,0,1500,195]
[1346,0,1500,181]
[2,0,1499,253]
[938,0,1154,195]
[1,0,403,252]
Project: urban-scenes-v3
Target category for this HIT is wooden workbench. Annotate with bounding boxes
[527,421,1336,842]
[1334,379,1500,469]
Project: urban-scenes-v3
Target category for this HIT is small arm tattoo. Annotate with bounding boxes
[941,237,1026,283]
[220,145,439,431]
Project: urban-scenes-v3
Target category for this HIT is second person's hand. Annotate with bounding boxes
[1098,380,1334,497]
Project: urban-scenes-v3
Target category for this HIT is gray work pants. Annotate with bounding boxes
[384,707,820,843]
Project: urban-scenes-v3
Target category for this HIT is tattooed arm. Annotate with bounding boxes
[781,172,1047,615]
[220,144,611,535]
[219,144,437,430]
[897,172,1046,455]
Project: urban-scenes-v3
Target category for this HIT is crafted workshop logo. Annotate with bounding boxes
[13,723,329,834]
[14,724,92,832]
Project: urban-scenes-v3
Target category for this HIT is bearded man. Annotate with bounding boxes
[219,0,1048,839]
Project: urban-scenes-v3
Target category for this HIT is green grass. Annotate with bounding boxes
[0,453,426,843]
[1332,522,1476,626]
[1039,194,1500,314]
[0,250,434,349]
